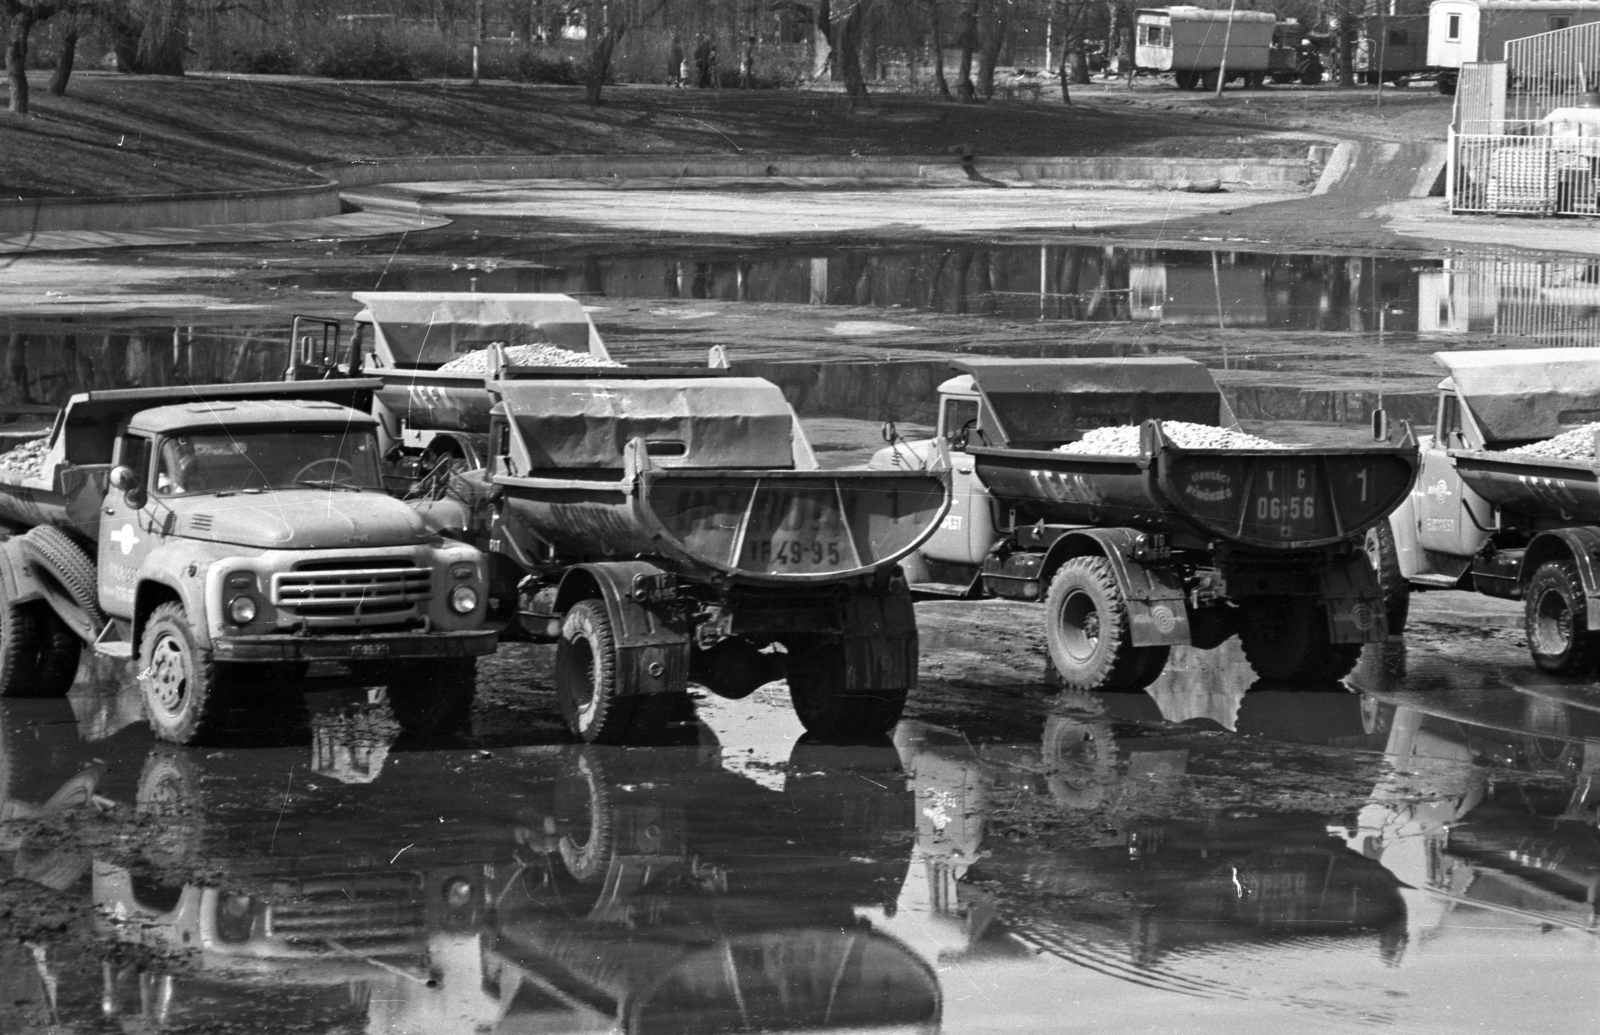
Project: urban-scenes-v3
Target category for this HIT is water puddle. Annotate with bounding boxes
[3,633,1597,1033]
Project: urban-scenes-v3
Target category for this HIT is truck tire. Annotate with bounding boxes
[1240,599,1360,684]
[21,525,105,629]
[0,588,42,698]
[136,747,206,869]
[1525,559,1600,675]
[787,639,910,739]
[552,750,614,885]
[1044,557,1169,693]
[387,657,475,737]
[1175,69,1196,90]
[1200,68,1221,91]
[1364,523,1410,634]
[556,600,676,744]
[139,602,230,745]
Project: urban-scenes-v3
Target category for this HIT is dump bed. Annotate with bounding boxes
[972,423,1415,551]
[1450,450,1600,524]
[353,292,614,435]
[491,374,948,585]
[0,380,379,534]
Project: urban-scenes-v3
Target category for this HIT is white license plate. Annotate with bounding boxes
[351,643,390,659]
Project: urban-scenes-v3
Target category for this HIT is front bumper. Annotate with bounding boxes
[211,629,497,663]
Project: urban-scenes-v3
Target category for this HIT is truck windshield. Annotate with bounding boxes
[153,428,383,496]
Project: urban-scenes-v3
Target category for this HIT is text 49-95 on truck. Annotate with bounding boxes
[0,380,495,743]
[873,359,1418,692]
[1386,348,1600,675]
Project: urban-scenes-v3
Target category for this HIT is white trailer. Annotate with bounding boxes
[1135,7,1277,89]
[1428,0,1600,90]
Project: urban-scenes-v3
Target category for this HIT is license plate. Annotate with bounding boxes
[351,642,390,659]
[741,537,847,570]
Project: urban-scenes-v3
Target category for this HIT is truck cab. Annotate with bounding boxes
[0,381,496,743]
[1387,375,1495,588]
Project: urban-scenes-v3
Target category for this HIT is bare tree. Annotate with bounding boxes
[777,0,874,106]
[3,0,67,113]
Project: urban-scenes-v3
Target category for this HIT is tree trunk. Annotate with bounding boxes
[586,24,623,103]
[1338,18,1354,88]
[50,16,77,97]
[976,0,1006,99]
[5,11,31,115]
[930,7,951,100]
[835,5,870,106]
[956,0,976,102]
[138,0,188,75]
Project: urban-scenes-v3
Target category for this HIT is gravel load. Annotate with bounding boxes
[0,438,48,481]
[437,343,624,373]
[1498,422,1600,461]
[1056,422,1286,455]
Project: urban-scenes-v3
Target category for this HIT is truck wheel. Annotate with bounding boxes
[1240,599,1360,684]
[1044,557,1170,693]
[139,602,229,745]
[1175,70,1196,90]
[1364,523,1410,634]
[387,658,475,737]
[552,751,614,884]
[1525,560,1600,675]
[0,590,41,698]
[556,600,668,744]
[787,640,909,739]
[1200,68,1221,91]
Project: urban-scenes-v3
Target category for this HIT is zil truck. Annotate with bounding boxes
[290,292,951,745]
[0,379,494,743]
[872,358,1417,692]
[1384,347,1600,676]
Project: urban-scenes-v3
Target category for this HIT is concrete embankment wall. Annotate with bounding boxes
[0,152,1316,235]
[322,153,1313,189]
[0,183,341,236]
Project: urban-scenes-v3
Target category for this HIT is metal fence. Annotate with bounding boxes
[1453,124,1600,214]
[1420,256,1600,345]
[1453,61,1506,131]
[1506,22,1600,121]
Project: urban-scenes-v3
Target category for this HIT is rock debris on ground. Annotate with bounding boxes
[1498,422,1600,461]
[0,438,49,480]
[436,343,624,373]
[1056,422,1286,455]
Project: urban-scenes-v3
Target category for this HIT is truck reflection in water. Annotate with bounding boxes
[0,693,942,1034]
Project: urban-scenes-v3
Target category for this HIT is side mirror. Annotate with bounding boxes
[1371,407,1389,442]
[881,421,899,445]
[109,465,137,491]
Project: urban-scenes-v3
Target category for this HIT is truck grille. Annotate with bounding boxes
[268,871,427,952]
[271,560,431,621]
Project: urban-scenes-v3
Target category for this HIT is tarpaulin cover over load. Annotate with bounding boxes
[354,292,610,366]
[1436,347,1600,446]
[952,357,1223,449]
[498,377,802,470]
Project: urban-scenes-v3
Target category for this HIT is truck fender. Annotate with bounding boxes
[554,561,690,698]
[1386,493,1426,582]
[0,538,44,606]
[1318,552,1387,644]
[1523,528,1600,629]
[1038,529,1190,648]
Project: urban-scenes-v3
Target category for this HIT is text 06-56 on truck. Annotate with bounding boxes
[0,379,495,743]
[873,358,1418,692]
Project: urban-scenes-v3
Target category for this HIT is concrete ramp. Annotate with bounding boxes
[1313,141,1449,204]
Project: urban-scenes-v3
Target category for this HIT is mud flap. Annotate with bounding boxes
[1319,553,1386,644]
[839,590,919,691]
[555,562,690,698]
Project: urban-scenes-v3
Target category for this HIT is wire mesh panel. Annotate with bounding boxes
[1506,22,1600,122]
[1454,61,1507,130]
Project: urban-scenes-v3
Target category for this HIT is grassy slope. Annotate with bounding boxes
[0,72,1415,199]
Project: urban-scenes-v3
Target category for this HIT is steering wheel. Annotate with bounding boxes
[292,457,358,485]
[951,418,980,451]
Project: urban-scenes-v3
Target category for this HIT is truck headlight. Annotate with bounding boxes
[449,585,479,614]
[228,595,258,624]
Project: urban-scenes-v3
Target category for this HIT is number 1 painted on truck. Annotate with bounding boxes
[1357,468,1368,502]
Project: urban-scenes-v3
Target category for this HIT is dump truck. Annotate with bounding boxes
[1384,347,1600,676]
[287,291,612,482]
[872,358,1418,691]
[293,292,951,744]
[461,363,948,743]
[0,379,494,743]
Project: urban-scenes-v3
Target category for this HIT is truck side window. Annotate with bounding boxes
[117,435,150,486]
[1447,14,1460,40]
[1439,394,1462,443]
[943,398,980,450]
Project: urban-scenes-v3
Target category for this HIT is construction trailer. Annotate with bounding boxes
[1135,7,1277,89]
[1428,0,1600,91]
